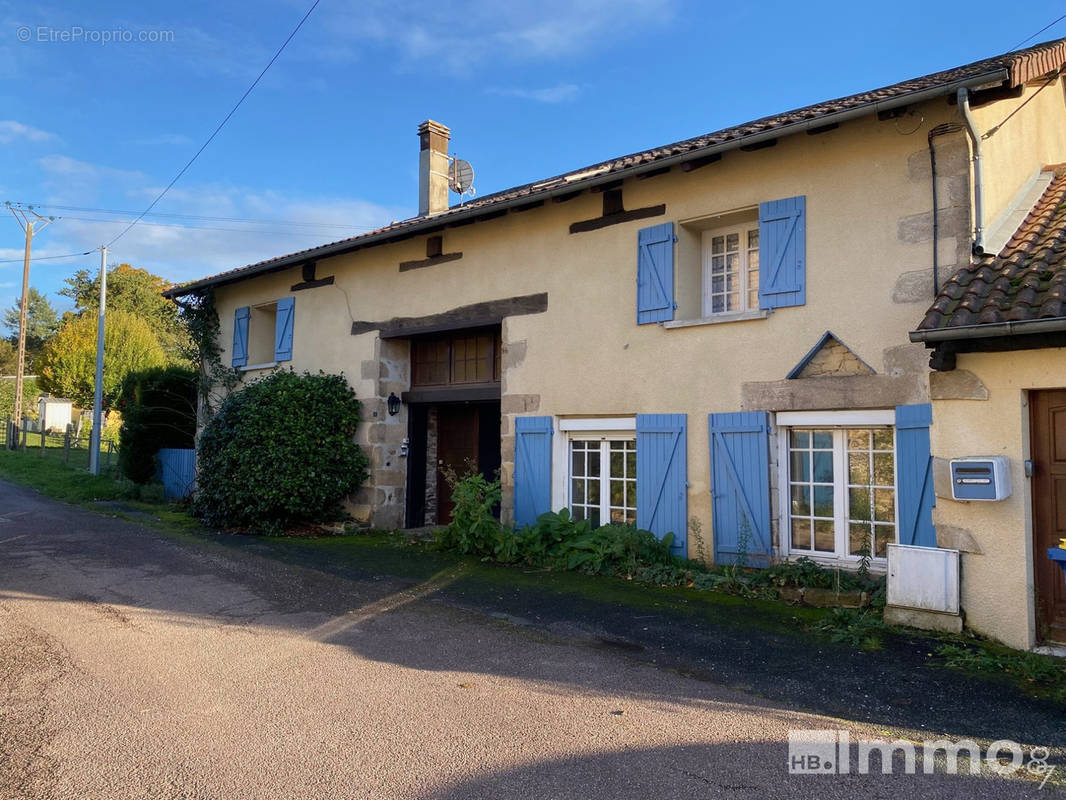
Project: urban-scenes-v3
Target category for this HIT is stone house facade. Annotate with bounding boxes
[167,39,1066,650]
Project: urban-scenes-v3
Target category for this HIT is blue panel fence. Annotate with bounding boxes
[156,448,197,499]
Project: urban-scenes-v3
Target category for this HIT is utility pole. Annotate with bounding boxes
[89,246,107,475]
[5,203,53,448]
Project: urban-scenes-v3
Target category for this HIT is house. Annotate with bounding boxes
[166,39,1066,651]
[911,165,1066,651]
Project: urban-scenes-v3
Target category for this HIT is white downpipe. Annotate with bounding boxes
[957,87,985,255]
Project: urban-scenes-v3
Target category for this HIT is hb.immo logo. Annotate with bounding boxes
[788,730,1056,783]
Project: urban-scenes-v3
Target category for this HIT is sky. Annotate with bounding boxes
[0,0,1064,319]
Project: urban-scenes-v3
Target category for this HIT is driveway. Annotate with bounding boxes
[0,481,1057,798]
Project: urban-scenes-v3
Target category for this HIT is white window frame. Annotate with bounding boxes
[775,410,898,567]
[701,223,760,317]
[551,417,637,524]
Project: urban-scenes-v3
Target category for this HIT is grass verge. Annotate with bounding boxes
[2,447,1063,707]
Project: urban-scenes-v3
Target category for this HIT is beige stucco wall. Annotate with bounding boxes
[973,77,1066,236]
[207,86,1064,567]
[928,348,1066,650]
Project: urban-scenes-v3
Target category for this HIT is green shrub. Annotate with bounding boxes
[814,607,886,649]
[117,366,197,483]
[194,370,369,530]
[506,509,678,576]
[435,468,505,557]
[561,523,676,576]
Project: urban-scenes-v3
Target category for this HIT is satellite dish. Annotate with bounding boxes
[449,158,475,196]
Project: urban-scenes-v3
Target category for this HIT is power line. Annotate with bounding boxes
[105,0,322,248]
[61,215,367,237]
[32,203,379,231]
[0,250,93,265]
[1010,12,1066,51]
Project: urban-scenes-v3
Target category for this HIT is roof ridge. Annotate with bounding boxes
[168,37,1066,298]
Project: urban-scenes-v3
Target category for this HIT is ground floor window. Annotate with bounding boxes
[785,425,896,560]
[569,438,637,526]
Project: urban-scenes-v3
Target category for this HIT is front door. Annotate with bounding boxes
[1031,389,1066,643]
[436,405,480,524]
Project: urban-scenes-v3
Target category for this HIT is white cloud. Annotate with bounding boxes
[0,120,57,144]
[38,154,146,182]
[321,0,673,73]
[488,84,581,103]
[23,159,409,284]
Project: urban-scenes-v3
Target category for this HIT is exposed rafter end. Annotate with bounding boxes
[806,122,839,136]
[552,190,584,204]
[636,166,671,180]
[680,153,722,173]
[740,138,777,152]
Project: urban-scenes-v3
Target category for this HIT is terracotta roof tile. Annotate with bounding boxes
[917,167,1066,332]
[169,38,1066,298]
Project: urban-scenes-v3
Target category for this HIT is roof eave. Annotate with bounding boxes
[165,67,1010,300]
[909,315,1066,343]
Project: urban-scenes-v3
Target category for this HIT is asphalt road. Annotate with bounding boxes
[0,481,1057,799]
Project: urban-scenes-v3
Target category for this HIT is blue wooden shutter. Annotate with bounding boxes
[274,297,295,362]
[636,414,687,556]
[232,307,249,367]
[637,222,676,324]
[513,416,553,527]
[895,403,936,547]
[709,411,773,565]
[758,196,806,310]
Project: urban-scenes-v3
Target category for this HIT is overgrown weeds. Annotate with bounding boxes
[937,643,1066,700]
[434,471,887,610]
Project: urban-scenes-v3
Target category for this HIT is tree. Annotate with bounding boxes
[60,264,192,365]
[3,287,59,354]
[117,366,197,484]
[36,310,166,409]
[0,339,15,375]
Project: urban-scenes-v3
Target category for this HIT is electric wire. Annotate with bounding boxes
[32,204,379,231]
[59,215,368,237]
[0,250,93,265]
[1010,13,1066,52]
[104,0,322,248]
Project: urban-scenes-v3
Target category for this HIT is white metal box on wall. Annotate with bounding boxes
[886,543,960,614]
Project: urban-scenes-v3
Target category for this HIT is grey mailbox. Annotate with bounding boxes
[949,456,1011,501]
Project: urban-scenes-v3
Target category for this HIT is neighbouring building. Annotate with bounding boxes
[911,166,1066,650]
[37,395,73,434]
[167,39,1066,651]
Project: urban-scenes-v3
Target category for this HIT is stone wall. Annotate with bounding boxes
[353,337,410,529]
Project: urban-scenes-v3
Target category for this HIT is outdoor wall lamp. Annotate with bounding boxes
[387,392,402,416]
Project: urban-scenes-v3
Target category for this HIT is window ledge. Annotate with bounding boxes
[663,310,769,329]
[239,361,278,372]
[780,552,887,573]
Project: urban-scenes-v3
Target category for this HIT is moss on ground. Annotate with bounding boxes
[1,449,1062,711]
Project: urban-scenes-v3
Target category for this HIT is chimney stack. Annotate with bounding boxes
[418,120,450,216]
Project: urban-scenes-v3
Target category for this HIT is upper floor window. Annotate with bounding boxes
[702,225,759,316]
[411,329,501,387]
[643,195,806,327]
[232,297,293,368]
